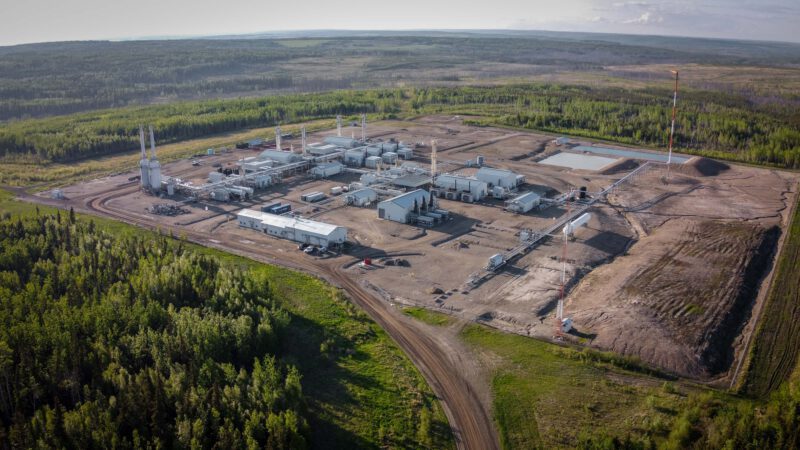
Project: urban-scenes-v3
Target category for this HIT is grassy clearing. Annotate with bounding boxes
[460,324,692,449]
[403,307,456,327]
[742,194,800,397]
[0,119,334,191]
[0,190,453,449]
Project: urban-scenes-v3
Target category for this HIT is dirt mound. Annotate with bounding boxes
[601,158,639,175]
[681,157,730,177]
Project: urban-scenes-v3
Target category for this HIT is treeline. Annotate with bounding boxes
[0,211,308,448]
[0,90,402,162]
[2,34,798,120]
[416,85,800,168]
[1,84,798,168]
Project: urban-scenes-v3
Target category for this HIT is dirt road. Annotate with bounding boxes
[14,187,499,450]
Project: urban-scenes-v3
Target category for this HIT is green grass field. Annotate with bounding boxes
[742,195,800,398]
[459,324,690,449]
[403,307,456,327]
[0,190,453,449]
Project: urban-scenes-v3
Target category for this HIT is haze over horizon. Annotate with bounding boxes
[2,0,799,47]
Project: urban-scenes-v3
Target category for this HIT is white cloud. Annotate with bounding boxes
[622,12,664,24]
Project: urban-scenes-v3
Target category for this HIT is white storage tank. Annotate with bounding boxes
[563,213,591,236]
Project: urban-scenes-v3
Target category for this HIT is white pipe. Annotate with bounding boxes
[139,125,146,159]
[148,125,156,158]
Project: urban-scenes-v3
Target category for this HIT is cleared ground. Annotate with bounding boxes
[45,116,800,384]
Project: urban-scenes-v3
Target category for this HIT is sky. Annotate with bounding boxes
[1,0,798,46]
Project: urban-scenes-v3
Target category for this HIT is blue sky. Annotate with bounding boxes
[1,0,798,46]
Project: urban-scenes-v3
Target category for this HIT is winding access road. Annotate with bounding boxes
[16,185,499,450]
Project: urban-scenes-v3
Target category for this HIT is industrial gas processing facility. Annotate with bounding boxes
[50,114,799,383]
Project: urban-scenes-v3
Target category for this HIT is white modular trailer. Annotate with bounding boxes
[365,156,382,169]
[258,149,302,164]
[345,188,378,206]
[434,175,488,200]
[323,136,359,148]
[506,192,541,213]
[237,209,347,247]
[378,189,431,224]
[476,167,521,188]
[311,162,344,178]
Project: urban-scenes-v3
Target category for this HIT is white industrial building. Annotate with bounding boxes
[378,189,432,224]
[323,136,359,148]
[506,192,541,213]
[259,149,302,164]
[476,167,523,189]
[237,209,347,247]
[345,188,377,206]
[434,175,488,201]
[310,162,344,178]
[306,143,341,156]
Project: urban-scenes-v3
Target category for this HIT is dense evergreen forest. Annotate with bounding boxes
[1,33,798,120]
[1,84,798,168]
[0,211,308,448]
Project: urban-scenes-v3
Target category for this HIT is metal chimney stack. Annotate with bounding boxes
[301,126,307,155]
[275,125,282,151]
[361,114,366,141]
[148,125,157,158]
[430,139,438,186]
[336,115,342,137]
[139,125,147,159]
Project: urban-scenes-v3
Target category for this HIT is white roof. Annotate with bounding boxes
[348,188,376,199]
[477,167,516,177]
[381,189,429,209]
[238,209,343,236]
[510,191,540,202]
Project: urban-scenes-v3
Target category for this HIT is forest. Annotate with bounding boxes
[0,210,307,448]
[1,33,799,121]
[1,84,798,169]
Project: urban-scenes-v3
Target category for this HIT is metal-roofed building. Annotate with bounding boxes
[506,192,541,213]
[237,209,347,247]
[434,174,488,200]
[323,136,359,148]
[476,167,522,188]
[259,149,302,165]
[306,143,341,156]
[377,189,431,224]
[391,173,430,189]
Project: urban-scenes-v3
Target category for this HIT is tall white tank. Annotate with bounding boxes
[563,213,591,236]
[148,125,161,191]
[139,125,150,189]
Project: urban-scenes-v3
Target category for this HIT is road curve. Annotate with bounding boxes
[17,187,499,450]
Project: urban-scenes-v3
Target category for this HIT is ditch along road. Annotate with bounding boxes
[15,185,500,450]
